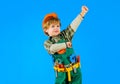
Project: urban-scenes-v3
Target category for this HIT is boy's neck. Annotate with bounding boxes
[49,34,60,38]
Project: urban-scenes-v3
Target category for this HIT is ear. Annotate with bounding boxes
[45,29,48,33]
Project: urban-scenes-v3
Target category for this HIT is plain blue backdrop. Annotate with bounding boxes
[0,0,120,84]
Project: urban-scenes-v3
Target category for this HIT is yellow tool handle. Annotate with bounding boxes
[68,71,71,81]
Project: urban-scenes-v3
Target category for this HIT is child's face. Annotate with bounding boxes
[46,23,60,37]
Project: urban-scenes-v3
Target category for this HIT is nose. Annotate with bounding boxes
[54,26,59,30]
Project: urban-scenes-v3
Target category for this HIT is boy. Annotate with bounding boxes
[42,6,88,84]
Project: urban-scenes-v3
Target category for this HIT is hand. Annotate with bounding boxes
[81,6,89,17]
[66,42,72,48]
[82,6,88,13]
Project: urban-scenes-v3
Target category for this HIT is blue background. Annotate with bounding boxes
[0,0,120,84]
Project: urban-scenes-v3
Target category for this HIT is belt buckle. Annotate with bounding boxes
[64,63,72,68]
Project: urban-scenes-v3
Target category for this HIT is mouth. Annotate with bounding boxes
[54,31,59,33]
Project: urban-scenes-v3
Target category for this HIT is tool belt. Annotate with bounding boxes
[54,62,80,82]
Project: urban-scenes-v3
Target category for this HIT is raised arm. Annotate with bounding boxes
[61,6,88,41]
[70,6,88,32]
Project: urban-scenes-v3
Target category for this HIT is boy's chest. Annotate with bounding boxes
[50,35,67,43]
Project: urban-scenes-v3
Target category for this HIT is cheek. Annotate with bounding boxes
[58,28,60,32]
[48,29,54,35]
[59,28,60,31]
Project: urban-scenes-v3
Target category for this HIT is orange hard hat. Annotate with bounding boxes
[42,13,58,28]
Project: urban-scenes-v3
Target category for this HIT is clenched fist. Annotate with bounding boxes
[81,6,89,17]
[66,42,72,48]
